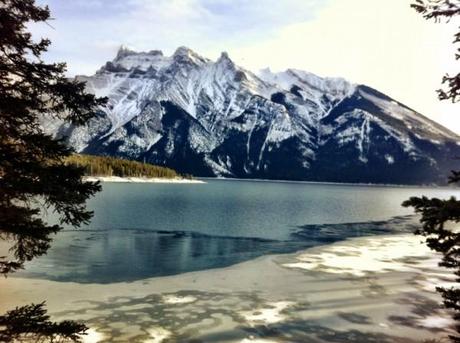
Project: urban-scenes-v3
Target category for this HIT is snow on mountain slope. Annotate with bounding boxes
[46,46,460,185]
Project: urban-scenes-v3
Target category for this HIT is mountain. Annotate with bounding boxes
[43,46,460,185]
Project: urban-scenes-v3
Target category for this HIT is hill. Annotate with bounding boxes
[65,154,182,179]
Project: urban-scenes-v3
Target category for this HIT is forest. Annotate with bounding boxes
[65,154,182,179]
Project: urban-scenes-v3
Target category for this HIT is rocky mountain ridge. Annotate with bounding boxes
[43,46,460,184]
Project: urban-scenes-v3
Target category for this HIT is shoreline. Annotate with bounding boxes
[83,176,205,184]
[82,175,458,189]
[202,176,458,189]
[0,233,455,342]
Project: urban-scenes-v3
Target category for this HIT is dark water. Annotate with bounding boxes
[18,179,460,283]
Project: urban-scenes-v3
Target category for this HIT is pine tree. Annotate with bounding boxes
[0,303,88,343]
[403,1,460,341]
[411,0,460,103]
[0,0,106,341]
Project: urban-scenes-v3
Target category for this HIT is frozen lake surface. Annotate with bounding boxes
[17,179,460,283]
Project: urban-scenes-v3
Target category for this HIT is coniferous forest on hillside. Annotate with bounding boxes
[65,154,183,179]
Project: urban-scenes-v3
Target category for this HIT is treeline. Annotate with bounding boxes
[65,154,182,179]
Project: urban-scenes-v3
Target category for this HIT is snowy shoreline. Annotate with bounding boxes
[0,233,455,342]
[83,176,205,184]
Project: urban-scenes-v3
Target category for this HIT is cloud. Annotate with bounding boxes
[34,0,329,75]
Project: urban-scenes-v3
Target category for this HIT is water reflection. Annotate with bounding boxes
[15,180,460,283]
[19,215,418,283]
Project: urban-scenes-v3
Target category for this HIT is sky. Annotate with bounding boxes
[33,0,460,133]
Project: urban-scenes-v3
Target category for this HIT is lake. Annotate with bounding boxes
[18,179,460,283]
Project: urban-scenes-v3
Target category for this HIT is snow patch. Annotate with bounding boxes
[283,235,437,277]
[417,316,454,329]
[144,327,171,343]
[163,295,197,304]
[240,301,294,325]
[240,338,280,343]
[84,176,204,184]
[384,154,394,164]
[81,328,105,343]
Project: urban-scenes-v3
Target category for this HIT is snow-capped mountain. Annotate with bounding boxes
[47,46,460,184]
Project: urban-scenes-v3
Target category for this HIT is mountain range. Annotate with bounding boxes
[42,46,460,184]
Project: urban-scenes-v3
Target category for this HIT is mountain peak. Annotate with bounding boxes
[172,46,208,66]
[216,51,235,69]
[219,51,230,60]
[116,45,137,59]
[115,45,164,59]
[173,46,195,57]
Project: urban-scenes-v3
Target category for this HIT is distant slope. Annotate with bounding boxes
[66,154,181,179]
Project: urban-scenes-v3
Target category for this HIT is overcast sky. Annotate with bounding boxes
[34,0,459,133]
